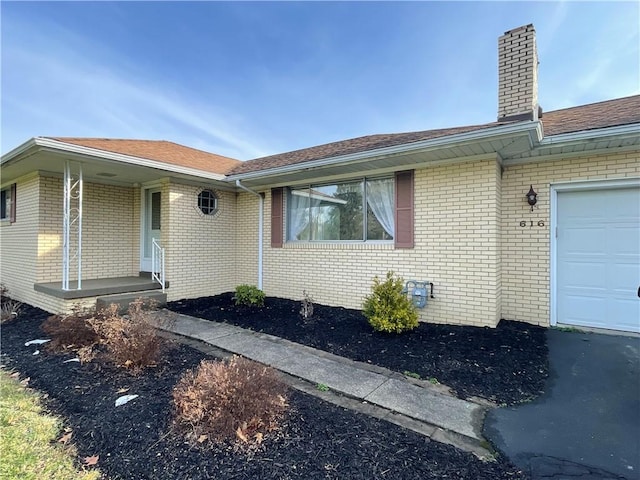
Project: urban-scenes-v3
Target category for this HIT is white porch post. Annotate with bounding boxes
[62,161,83,290]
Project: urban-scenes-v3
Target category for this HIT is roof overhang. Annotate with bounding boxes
[226,121,543,188]
[503,123,640,165]
[1,137,230,188]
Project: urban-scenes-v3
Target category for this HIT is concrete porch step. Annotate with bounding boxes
[96,291,167,313]
[35,276,169,300]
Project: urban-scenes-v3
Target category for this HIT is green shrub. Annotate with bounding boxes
[362,271,418,334]
[234,284,265,307]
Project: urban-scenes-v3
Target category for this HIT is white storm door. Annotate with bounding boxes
[141,188,162,272]
[556,186,640,333]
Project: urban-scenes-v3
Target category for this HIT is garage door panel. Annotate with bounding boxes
[558,293,607,326]
[563,227,607,253]
[558,261,606,289]
[556,186,640,333]
[609,262,640,290]
[609,225,640,254]
[608,299,640,331]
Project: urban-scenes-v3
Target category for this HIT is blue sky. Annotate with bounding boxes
[1,1,638,160]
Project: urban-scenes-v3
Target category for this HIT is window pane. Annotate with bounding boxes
[0,190,6,219]
[366,177,394,240]
[151,192,161,229]
[310,182,363,241]
[288,188,311,240]
[198,190,218,215]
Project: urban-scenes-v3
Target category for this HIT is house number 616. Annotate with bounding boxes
[520,220,545,227]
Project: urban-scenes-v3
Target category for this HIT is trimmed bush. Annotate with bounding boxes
[172,356,288,447]
[42,305,100,352]
[363,271,419,334]
[89,299,165,373]
[234,284,265,307]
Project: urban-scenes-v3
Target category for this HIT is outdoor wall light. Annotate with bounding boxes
[526,185,538,211]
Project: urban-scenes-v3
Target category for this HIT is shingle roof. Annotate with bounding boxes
[541,95,640,136]
[227,122,505,176]
[228,95,640,176]
[47,137,241,175]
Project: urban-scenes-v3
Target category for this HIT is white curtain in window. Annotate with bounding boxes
[289,191,310,240]
[366,178,394,237]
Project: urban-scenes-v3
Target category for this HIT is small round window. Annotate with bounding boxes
[198,189,218,215]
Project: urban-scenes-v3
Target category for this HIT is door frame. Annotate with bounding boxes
[140,183,163,272]
[549,177,640,327]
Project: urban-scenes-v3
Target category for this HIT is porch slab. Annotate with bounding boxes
[34,276,167,300]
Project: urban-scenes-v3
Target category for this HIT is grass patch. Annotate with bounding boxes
[0,370,100,480]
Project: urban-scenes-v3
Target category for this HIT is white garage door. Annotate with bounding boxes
[557,186,640,333]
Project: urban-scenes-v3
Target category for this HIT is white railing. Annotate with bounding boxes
[151,238,165,292]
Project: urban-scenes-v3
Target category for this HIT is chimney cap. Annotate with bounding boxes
[503,23,535,36]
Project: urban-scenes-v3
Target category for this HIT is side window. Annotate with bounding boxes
[197,189,218,216]
[0,184,16,223]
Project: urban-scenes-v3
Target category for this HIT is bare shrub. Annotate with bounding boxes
[173,356,288,447]
[299,290,314,320]
[0,300,21,323]
[89,299,165,373]
[42,304,100,351]
[76,345,98,364]
[0,284,21,323]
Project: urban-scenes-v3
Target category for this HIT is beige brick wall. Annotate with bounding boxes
[0,175,40,307]
[37,176,137,282]
[498,24,538,120]
[252,158,503,328]
[501,150,640,325]
[234,192,260,286]
[164,181,238,301]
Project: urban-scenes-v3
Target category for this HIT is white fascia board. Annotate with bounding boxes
[539,123,640,146]
[226,121,541,182]
[25,138,227,181]
[1,138,39,165]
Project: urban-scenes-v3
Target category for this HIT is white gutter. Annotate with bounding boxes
[235,180,264,290]
[226,121,542,182]
[2,137,228,182]
[539,123,640,146]
[1,138,38,163]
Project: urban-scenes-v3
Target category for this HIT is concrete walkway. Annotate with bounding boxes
[155,312,490,457]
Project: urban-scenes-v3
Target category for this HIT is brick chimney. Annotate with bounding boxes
[497,24,539,122]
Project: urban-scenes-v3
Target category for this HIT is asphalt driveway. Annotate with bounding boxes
[484,329,640,480]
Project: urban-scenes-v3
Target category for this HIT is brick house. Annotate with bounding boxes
[2,24,639,333]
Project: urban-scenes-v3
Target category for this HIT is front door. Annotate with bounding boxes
[141,187,162,272]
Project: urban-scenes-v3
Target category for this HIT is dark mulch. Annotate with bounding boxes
[1,303,528,479]
[168,293,549,406]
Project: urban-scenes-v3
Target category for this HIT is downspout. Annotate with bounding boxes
[235,180,263,290]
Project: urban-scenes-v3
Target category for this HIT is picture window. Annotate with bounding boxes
[287,176,394,242]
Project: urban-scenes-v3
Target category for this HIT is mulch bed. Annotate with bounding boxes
[168,293,549,406]
[1,303,528,479]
